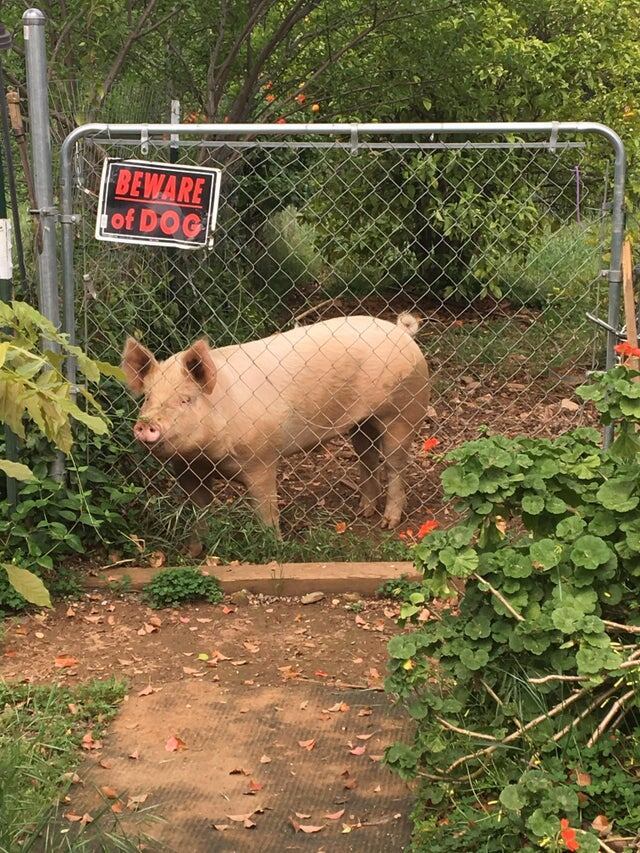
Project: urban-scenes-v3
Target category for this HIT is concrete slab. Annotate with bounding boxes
[87,561,419,596]
[75,681,414,851]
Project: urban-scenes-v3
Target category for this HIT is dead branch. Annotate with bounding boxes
[587,688,636,748]
[529,674,587,685]
[435,716,497,741]
[603,620,640,635]
[471,573,524,622]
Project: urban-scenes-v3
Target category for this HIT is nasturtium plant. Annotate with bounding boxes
[384,360,640,850]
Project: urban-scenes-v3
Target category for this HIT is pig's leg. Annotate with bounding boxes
[350,420,383,517]
[172,460,215,555]
[243,461,281,535]
[379,419,413,529]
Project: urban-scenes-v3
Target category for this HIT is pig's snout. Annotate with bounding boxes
[133,420,161,444]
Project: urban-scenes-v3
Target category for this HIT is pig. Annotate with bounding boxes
[122,314,429,535]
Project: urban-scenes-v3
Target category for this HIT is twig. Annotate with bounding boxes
[603,620,640,635]
[552,685,618,743]
[293,298,342,325]
[597,838,618,853]
[446,686,589,774]
[435,716,497,742]
[472,573,524,622]
[529,674,586,685]
[587,688,636,748]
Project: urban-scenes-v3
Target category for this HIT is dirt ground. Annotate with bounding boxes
[2,594,417,851]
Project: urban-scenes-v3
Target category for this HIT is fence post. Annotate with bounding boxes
[23,7,65,480]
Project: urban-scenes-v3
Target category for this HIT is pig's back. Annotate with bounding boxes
[213,316,428,453]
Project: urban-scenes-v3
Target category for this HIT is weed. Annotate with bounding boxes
[376,575,421,600]
[143,566,223,609]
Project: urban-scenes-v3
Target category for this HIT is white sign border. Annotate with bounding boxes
[95,158,222,250]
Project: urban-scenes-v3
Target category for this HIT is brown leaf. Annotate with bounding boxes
[324,809,345,820]
[64,813,83,823]
[344,777,358,790]
[356,732,376,741]
[148,550,166,569]
[66,607,76,618]
[98,758,113,769]
[247,779,263,794]
[295,811,311,819]
[67,703,78,715]
[165,735,187,752]
[231,660,247,666]
[137,685,155,697]
[148,615,162,627]
[222,605,236,615]
[243,642,260,653]
[111,802,123,814]
[82,732,101,751]
[243,818,256,829]
[226,812,255,822]
[591,815,612,837]
[212,824,229,831]
[259,754,271,764]
[357,708,372,717]
[327,702,350,713]
[298,738,316,751]
[54,655,79,668]
[129,749,140,761]
[349,745,366,756]
[229,768,250,776]
[100,786,119,799]
[290,817,325,834]
[573,769,592,787]
[335,521,347,534]
[127,793,148,811]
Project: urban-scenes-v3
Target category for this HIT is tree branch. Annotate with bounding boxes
[472,573,525,622]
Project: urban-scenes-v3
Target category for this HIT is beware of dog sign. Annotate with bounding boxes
[96,159,221,249]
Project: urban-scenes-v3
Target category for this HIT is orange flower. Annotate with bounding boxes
[416,520,439,540]
[276,117,287,124]
[615,341,640,358]
[265,93,276,104]
[560,818,580,852]
[295,93,306,105]
[311,103,320,113]
[423,437,440,453]
[335,521,347,534]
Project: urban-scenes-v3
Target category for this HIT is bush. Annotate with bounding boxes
[384,359,640,851]
[143,567,224,608]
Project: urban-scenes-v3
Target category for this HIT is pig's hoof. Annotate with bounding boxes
[358,498,377,518]
[381,511,402,529]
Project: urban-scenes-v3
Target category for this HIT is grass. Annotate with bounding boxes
[0,679,154,852]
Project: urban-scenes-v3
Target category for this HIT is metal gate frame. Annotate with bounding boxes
[59,121,626,392]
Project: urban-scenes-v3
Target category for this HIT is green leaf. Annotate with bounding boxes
[552,605,585,634]
[0,458,37,482]
[522,494,544,515]
[530,538,562,569]
[440,546,478,576]
[441,466,480,497]
[570,535,612,570]
[589,510,617,536]
[499,784,525,812]
[387,635,417,659]
[555,516,586,540]
[459,647,489,670]
[61,401,109,435]
[3,564,52,608]
[597,477,639,512]
[526,808,558,838]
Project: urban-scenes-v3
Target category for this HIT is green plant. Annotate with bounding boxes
[377,575,421,600]
[384,362,640,850]
[143,566,224,608]
[0,679,132,851]
[0,301,122,607]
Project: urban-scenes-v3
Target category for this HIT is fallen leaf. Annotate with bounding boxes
[212,824,229,831]
[299,700,309,710]
[290,818,325,834]
[148,615,162,627]
[227,812,255,822]
[81,732,101,751]
[561,398,580,412]
[183,666,201,675]
[324,809,345,820]
[68,703,78,715]
[358,708,373,717]
[64,813,83,823]
[137,685,155,697]
[210,650,231,664]
[295,812,311,819]
[591,815,612,836]
[349,745,366,756]
[127,793,148,811]
[342,823,353,833]
[247,779,263,794]
[231,659,248,666]
[35,631,44,639]
[229,768,250,776]
[100,786,119,799]
[373,784,381,793]
[335,521,347,534]
[165,735,187,752]
[129,750,140,760]
[243,642,260,653]
[314,670,329,678]
[111,802,123,814]
[356,732,376,741]
[354,615,367,626]
[243,818,256,829]
[66,607,76,618]
[54,655,79,668]
[148,550,166,569]
[222,605,236,615]
[298,738,316,751]
[98,758,114,769]
[327,702,350,713]
[344,777,358,790]
[260,754,271,764]
[574,769,592,787]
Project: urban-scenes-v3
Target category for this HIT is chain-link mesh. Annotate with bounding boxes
[66,130,612,551]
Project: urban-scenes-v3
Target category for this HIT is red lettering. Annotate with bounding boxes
[140,209,157,232]
[143,171,166,200]
[115,168,132,196]
[124,208,136,230]
[159,210,180,236]
[192,178,205,205]
[130,170,144,197]
[111,212,125,229]
[161,175,177,201]
[177,177,194,204]
[183,213,202,239]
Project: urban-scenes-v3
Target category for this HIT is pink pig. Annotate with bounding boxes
[122,314,429,535]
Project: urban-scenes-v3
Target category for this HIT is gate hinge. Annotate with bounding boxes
[29,205,58,218]
[601,268,623,282]
[59,213,81,225]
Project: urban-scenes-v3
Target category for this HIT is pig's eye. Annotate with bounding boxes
[180,396,192,405]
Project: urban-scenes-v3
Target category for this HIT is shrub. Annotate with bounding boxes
[143,567,224,608]
[384,358,640,851]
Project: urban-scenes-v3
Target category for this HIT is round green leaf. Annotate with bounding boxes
[459,647,489,670]
[522,494,544,515]
[597,477,639,512]
[499,784,525,812]
[530,538,562,569]
[441,466,481,497]
[387,635,417,660]
[440,546,479,577]
[570,535,612,570]
[555,516,586,540]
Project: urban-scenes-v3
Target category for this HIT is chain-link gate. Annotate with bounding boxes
[59,122,625,555]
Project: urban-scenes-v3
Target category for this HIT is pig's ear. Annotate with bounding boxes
[183,339,216,394]
[121,337,157,395]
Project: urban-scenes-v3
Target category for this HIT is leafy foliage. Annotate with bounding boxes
[143,567,224,609]
[384,364,640,850]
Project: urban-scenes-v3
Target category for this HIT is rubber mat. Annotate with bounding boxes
[76,680,414,851]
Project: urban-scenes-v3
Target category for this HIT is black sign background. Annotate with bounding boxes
[95,159,221,249]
